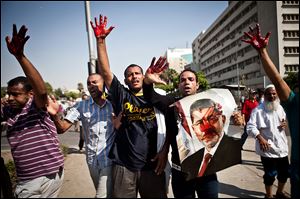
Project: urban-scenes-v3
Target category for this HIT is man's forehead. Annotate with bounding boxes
[265,87,277,94]
[180,71,196,78]
[127,66,142,73]
[7,83,25,90]
[88,74,102,81]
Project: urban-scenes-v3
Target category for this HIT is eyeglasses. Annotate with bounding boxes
[192,106,222,131]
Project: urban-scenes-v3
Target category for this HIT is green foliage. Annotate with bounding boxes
[5,160,17,192]
[1,87,7,98]
[54,88,64,98]
[196,71,210,91]
[155,84,175,93]
[283,72,298,90]
[154,69,210,96]
[45,82,53,94]
[64,91,80,100]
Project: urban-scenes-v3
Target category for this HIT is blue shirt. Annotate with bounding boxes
[65,97,115,169]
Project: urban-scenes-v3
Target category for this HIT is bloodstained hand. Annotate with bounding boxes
[241,23,271,50]
[146,56,169,74]
[6,24,30,58]
[90,14,114,39]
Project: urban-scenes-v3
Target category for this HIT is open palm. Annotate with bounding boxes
[145,56,169,85]
[90,15,114,39]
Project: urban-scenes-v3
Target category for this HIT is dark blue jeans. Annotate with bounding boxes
[240,125,248,148]
[171,168,218,198]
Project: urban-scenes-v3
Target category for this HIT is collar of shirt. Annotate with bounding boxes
[90,96,107,109]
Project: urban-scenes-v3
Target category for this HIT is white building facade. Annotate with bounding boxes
[165,48,193,73]
[192,1,299,89]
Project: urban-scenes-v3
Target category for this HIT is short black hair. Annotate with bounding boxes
[7,76,32,92]
[124,64,144,78]
[179,69,198,83]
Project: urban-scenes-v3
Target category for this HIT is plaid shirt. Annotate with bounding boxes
[65,97,115,168]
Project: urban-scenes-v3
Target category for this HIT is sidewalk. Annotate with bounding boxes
[57,136,291,198]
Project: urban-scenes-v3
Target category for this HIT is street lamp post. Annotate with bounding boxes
[84,1,96,74]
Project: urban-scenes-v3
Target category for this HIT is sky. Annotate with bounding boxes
[1,1,228,91]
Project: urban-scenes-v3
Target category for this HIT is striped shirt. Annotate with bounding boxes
[2,98,64,181]
[65,97,115,168]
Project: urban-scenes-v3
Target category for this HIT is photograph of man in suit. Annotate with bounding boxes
[180,98,241,181]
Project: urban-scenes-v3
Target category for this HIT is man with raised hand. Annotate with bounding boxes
[242,23,298,198]
[90,14,169,198]
[1,24,64,198]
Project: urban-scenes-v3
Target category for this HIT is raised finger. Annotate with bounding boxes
[241,39,252,44]
[265,32,271,41]
[13,24,18,37]
[24,36,30,44]
[103,16,107,26]
[107,26,115,34]
[90,21,95,29]
[162,62,169,71]
[94,17,98,27]
[244,32,253,39]
[5,36,11,46]
[249,26,254,33]
[256,24,261,37]
[150,57,156,68]
[19,25,28,39]
[100,15,103,25]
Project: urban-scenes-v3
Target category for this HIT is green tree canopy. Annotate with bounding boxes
[1,87,7,98]
[155,69,210,97]
[283,72,298,90]
[45,82,53,94]
[54,88,64,98]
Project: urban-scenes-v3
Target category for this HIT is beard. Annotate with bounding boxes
[264,98,280,112]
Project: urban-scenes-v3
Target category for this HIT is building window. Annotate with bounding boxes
[282,14,299,23]
[284,64,299,73]
[282,1,299,6]
[284,47,299,55]
[283,30,299,39]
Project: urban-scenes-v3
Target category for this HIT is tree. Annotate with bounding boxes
[45,82,53,94]
[155,69,210,97]
[155,68,179,93]
[64,91,80,100]
[1,87,7,98]
[196,71,210,91]
[54,88,64,98]
[283,72,298,90]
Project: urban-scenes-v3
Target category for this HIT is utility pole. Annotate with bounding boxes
[84,1,96,74]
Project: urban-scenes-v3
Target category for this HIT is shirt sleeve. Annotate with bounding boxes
[246,107,260,138]
[64,103,81,123]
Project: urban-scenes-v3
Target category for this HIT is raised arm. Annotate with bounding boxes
[6,24,48,108]
[242,23,291,101]
[90,15,115,89]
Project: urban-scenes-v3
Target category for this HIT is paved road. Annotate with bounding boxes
[1,125,291,198]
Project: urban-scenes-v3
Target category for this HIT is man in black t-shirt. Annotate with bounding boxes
[143,65,243,198]
[90,14,169,198]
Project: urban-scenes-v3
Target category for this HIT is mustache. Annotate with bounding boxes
[202,127,218,139]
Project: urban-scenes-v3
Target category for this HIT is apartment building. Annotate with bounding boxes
[192,1,299,89]
[165,48,193,73]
